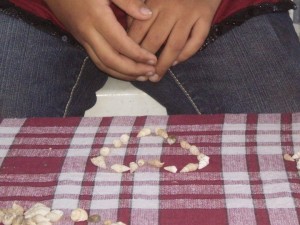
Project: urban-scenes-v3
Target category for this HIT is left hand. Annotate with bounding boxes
[127,0,222,81]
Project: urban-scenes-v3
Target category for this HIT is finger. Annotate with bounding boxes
[85,44,150,81]
[111,0,152,20]
[149,21,193,81]
[176,19,211,63]
[127,10,158,45]
[83,34,155,77]
[95,11,157,65]
[140,13,176,54]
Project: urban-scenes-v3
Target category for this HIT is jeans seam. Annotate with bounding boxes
[168,68,201,114]
[63,56,89,117]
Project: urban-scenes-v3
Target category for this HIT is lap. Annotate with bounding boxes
[133,12,300,114]
[1,11,299,117]
[0,11,107,117]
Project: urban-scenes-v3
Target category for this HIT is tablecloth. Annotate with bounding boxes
[0,114,300,225]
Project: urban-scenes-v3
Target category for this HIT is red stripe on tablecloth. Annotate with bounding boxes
[23,117,81,127]
[1,156,65,174]
[245,114,271,225]
[168,114,225,125]
[0,195,56,202]
[77,117,112,212]
[160,209,228,225]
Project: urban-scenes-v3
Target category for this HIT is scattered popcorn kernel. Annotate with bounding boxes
[137,128,151,138]
[137,159,145,167]
[111,164,130,173]
[70,208,88,222]
[120,134,130,145]
[100,147,110,157]
[180,163,198,173]
[148,159,165,168]
[113,139,122,148]
[91,156,107,169]
[155,128,168,139]
[164,166,177,173]
[180,140,191,150]
[129,162,139,173]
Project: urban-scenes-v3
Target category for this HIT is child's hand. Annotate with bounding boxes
[44,0,157,81]
[128,0,221,81]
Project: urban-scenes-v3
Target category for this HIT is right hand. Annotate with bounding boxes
[44,0,157,81]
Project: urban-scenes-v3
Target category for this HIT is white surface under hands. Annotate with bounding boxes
[84,77,167,117]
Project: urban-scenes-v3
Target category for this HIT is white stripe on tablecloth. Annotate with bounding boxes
[107,125,135,134]
[130,116,168,225]
[222,115,257,225]
[0,119,25,165]
[90,117,137,222]
[52,118,102,210]
[259,117,299,224]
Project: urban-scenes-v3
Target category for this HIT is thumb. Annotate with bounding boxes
[111,0,152,20]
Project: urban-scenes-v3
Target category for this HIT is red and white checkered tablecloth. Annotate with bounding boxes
[1,114,300,225]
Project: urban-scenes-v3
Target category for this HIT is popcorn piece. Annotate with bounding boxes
[120,134,130,145]
[88,214,101,223]
[155,128,168,139]
[137,159,145,167]
[31,214,50,223]
[180,163,198,173]
[137,128,151,138]
[180,140,191,150]
[189,145,200,156]
[198,156,210,170]
[24,203,51,219]
[113,139,122,148]
[283,153,295,162]
[164,166,177,173]
[292,151,300,160]
[297,160,300,170]
[111,164,130,173]
[45,210,64,223]
[148,159,165,168]
[167,135,176,145]
[91,156,107,169]
[104,219,113,225]
[129,162,139,173]
[100,147,110,157]
[70,208,88,222]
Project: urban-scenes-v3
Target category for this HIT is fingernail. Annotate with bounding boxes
[145,71,154,76]
[172,61,179,66]
[136,76,148,82]
[140,7,152,15]
[149,74,160,82]
[147,59,156,65]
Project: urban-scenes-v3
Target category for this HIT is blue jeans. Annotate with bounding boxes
[1,12,300,117]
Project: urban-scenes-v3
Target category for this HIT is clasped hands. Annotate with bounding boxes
[44,0,221,82]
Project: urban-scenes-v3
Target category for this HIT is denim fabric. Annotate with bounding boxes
[1,11,300,117]
[0,12,107,117]
[133,12,300,114]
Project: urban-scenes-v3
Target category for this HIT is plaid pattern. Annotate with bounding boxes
[0,114,300,225]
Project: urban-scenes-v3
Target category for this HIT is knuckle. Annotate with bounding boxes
[145,37,163,51]
[134,51,147,62]
[100,55,115,68]
[168,40,185,53]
